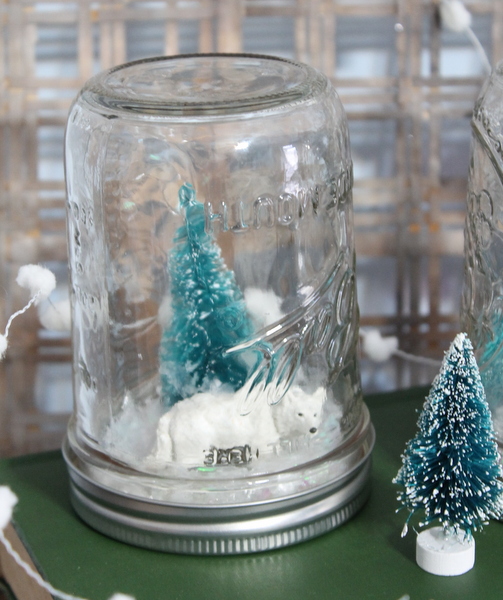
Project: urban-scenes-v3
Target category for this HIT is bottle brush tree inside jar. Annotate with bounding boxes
[159,182,254,407]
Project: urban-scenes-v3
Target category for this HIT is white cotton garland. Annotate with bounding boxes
[440,0,492,74]
[0,487,17,530]
[0,274,136,599]
[1,264,58,361]
[360,328,398,362]
[0,485,136,600]
[440,0,471,32]
[16,264,56,304]
[360,328,441,368]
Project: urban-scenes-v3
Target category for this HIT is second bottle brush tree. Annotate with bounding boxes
[394,332,503,576]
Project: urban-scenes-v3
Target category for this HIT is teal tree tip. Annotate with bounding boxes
[179,182,195,208]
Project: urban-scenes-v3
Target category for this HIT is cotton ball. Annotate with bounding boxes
[440,0,471,33]
[0,487,18,530]
[108,594,136,600]
[37,298,71,332]
[244,288,284,329]
[0,335,7,360]
[361,328,399,362]
[16,264,56,303]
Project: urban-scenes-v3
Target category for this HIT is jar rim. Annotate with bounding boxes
[81,53,328,117]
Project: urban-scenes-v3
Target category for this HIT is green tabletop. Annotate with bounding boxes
[1,387,502,600]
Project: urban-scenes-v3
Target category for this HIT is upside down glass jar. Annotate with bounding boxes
[462,61,503,447]
[63,53,375,554]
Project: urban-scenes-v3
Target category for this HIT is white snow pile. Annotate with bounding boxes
[244,287,284,329]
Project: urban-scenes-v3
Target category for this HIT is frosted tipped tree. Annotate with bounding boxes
[394,332,503,538]
[159,183,254,407]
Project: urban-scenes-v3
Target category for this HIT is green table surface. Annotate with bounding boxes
[1,387,503,600]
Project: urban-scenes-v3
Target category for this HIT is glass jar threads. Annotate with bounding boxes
[63,54,374,554]
[462,62,503,446]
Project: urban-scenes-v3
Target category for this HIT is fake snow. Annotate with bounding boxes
[103,395,163,460]
[102,382,335,472]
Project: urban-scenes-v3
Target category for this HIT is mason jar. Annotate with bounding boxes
[63,53,374,554]
[462,61,503,446]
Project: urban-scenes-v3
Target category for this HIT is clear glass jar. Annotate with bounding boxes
[462,62,503,446]
[63,54,374,554]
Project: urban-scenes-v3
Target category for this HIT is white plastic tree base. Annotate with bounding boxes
[416,527,475,576]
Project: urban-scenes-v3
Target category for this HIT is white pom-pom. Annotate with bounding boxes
[360,328,399,362]
[108,594,136,600]
[16,265,56,303]
[440,0,472,33]
[0,487,18,530]
[0,335,8,360]
[244,288,284,329]
[37,298,71,332]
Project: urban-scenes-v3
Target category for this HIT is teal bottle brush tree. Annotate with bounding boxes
[159,183,254,408]
[393,332,503,576]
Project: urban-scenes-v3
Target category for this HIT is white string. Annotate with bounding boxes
[393,348,441,368]
[3,292,40,340]
[440,0,492,75]
[465,26,492,75]
[0,529,89,600]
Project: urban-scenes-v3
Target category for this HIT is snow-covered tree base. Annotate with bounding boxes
[101,383,338,473]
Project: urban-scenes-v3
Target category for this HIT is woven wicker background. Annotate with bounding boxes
[0,0,499,455]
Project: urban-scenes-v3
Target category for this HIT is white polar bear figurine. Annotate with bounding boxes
[150,385,325,465]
